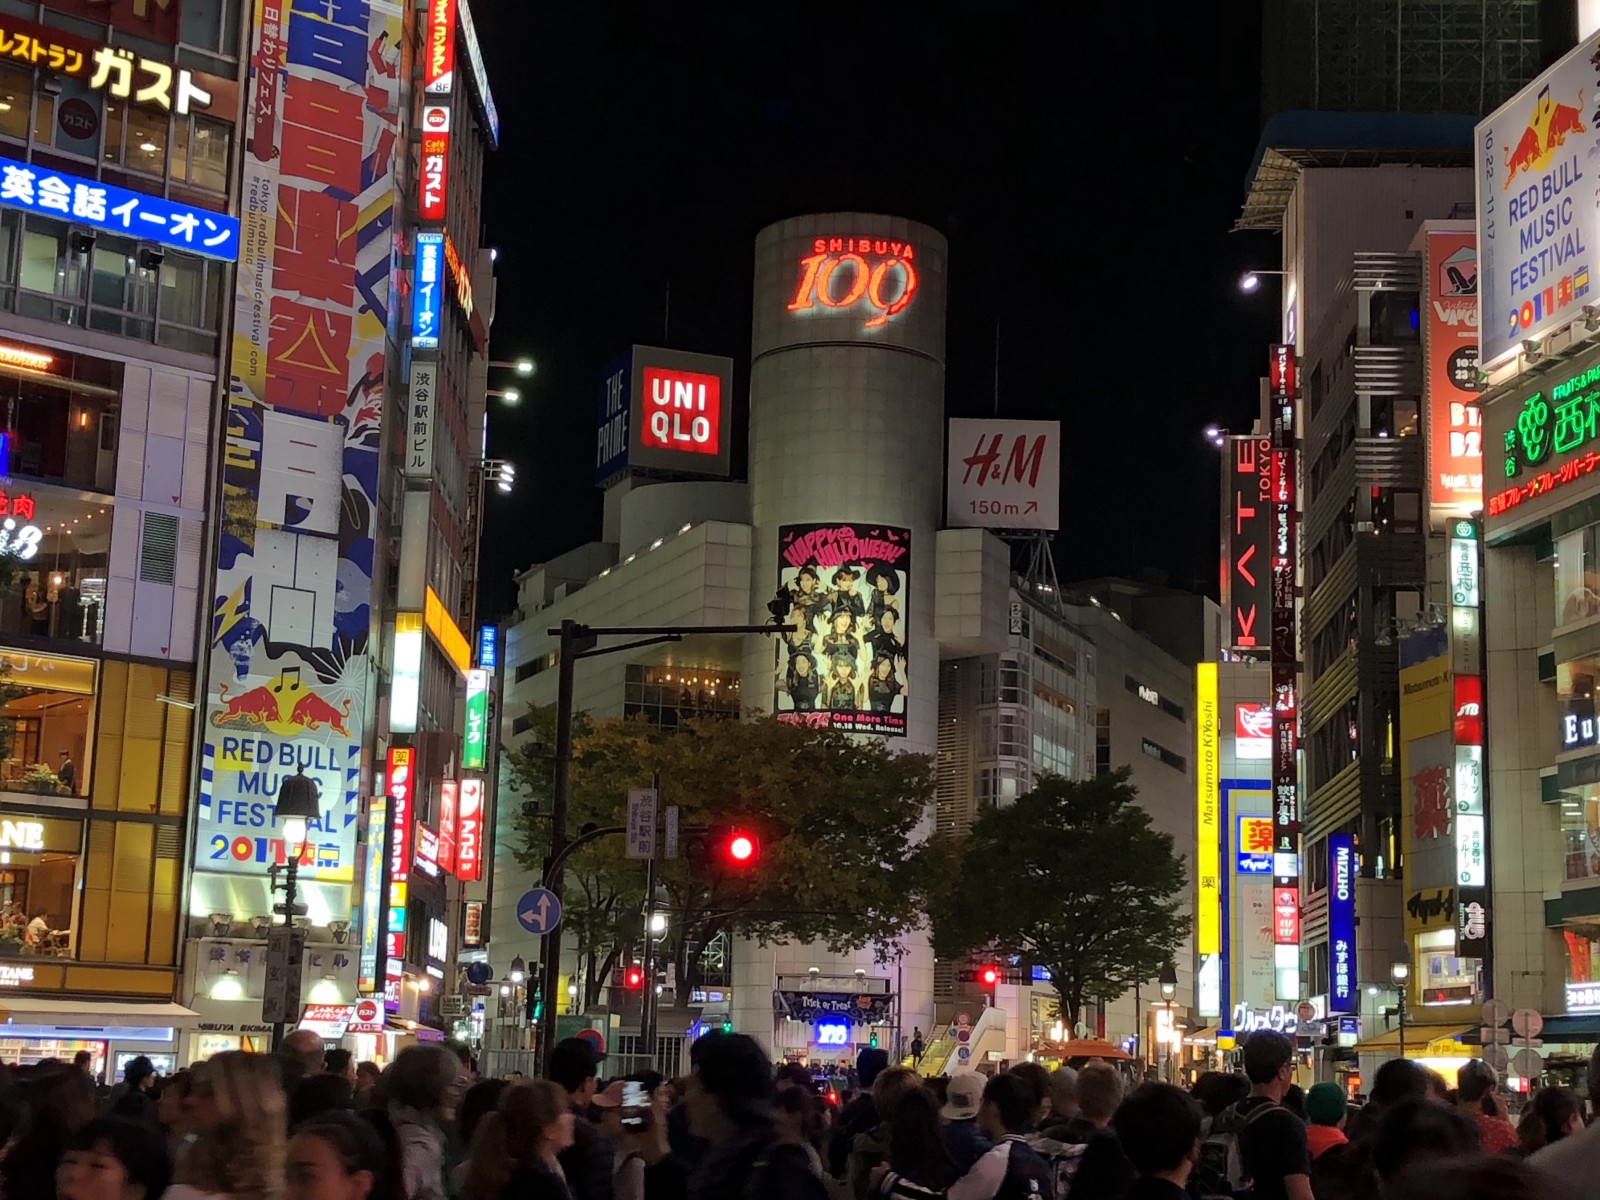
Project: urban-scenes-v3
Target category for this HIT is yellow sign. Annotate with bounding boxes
[0,650,96,695]
[1196,663,1221,955]
[424,587,471,677]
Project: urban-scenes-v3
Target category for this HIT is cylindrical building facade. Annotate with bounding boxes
[735,213,947,1053]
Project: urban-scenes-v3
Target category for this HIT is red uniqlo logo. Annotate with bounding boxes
[640,367,721,456]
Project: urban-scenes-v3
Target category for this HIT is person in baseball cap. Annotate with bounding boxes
[941,1071,993,1173]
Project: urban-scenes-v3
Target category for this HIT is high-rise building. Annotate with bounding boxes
[164,0,499,1061]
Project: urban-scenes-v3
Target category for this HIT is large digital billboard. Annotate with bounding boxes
[1425,231,1482,517]
[1477,35,1600,368]
[775,523,909,736]
[945,419,1060,531]
[199,0,401,882]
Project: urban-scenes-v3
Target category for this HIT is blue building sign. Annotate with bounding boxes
[595,351,630,485]
[477,624,497,669]
[0,154,238,261]
[412,231,443,350]
[1329,832,1357,1013]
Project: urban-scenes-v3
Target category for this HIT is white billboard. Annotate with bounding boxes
[945,418,1060,530]
[1477,35,1600,368]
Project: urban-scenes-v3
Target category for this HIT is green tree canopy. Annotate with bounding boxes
[929,768,1187,1027]
[503,709,937,998]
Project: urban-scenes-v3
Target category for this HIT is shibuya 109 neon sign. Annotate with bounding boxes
[789,236,918,329]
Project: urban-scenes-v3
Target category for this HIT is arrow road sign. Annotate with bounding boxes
[516,887,562,935]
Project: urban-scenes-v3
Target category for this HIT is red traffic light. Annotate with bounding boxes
[625,966,643,988]
[980,965,999,987]
[728,833,756,862]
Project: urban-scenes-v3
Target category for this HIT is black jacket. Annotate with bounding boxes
[689,1131,829,1200]
[557,1104,615,1200]
[829,1095,878,1178]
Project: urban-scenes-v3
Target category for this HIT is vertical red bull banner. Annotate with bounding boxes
[197,0,403,885]
[1477,37,1600,367]
[1269,345,1301,981]
[1425,231,1482,517]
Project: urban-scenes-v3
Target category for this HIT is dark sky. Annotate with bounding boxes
[472,3,1281,621]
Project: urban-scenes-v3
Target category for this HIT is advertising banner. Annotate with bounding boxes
[593,346,734,484]
[462,669,488,770]
[1235,703,1272,760]
[1226,436,1272,651]
[1329,833,1357,1013]
[405,364,436,479]
[422,0,457,94]
[201,0,401,882]
[1478,35,1600,368]
[1269,345,1300,960]
[1195,664,1220,956]
[357,796,385,992]
[418,106,450,223]
[775,523,909,736]
[456,778,483,882]
[1424,232,1482,516]
[944,419,1060,530]
[413,231,443,349]
[1236,815,1272,874]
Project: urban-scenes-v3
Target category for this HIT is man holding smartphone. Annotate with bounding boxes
[594,1077,673,1200]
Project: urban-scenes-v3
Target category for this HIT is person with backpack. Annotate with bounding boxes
[1194,1031,1311,1200]
[953,1074,1056,1199]
[1058,1063,1133,1199]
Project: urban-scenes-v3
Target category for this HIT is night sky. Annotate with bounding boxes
[471,3,1281,621]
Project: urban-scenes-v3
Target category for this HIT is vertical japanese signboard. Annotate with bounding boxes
[1269,344,1301,992]
[456,778,483,882]
[1328,833,1357,1013]
[1225,436,1272,653]
[406,363,436,479]
[1452,519,1488,960]
[418,105,450,222]
[437,780,457,875]
[422,0,457,93]
[462,669,489,770]
[202,0,401,890]
[1424,231,1482,517]
[357,795,386,994]
[1196,664,1221,957]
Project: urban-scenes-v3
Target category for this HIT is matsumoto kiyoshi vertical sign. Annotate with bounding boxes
[775,524,909,736]
[1477,35,1600,368]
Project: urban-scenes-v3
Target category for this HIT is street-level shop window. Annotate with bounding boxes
[1415,927,1479,1006]
[0,813,83,959]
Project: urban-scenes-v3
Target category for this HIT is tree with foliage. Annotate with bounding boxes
[929,768,1187,1028]
[503,708,937,1001]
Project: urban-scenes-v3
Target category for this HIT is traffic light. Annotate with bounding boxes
[529,984,544,1022]
[980,965,999,989]
[721,1018,733,1034]
[625,965,644,989]
[690,826,761,868]
[869,1032,879,1049]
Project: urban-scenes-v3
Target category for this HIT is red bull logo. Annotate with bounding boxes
[1503,85,1587,190]
[213,667,352,737]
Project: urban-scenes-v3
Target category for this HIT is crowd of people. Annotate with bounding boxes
[0,1027,1597,1199]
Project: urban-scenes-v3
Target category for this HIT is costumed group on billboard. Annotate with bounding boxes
[775,524,909,736]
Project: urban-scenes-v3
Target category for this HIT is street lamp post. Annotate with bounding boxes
[1391,950,1411,1060]
[535,611,793,1075]
[1158,963,1178,1083]
[269,771,321,1050]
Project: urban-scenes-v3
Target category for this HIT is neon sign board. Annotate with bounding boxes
[1227,436,1272,650]
[788,236,917,329]
[1329,833,1357,1013]
[423,0,457,94]
[418,106,450,223]
[412,232,443,350]
[640,366,722,457]
[0,153,237,261]
[0,14,211,113]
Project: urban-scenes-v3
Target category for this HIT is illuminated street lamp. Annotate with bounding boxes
[1391,948,1411,1059]
[269,771,320,1050]
[489,358,536,377]
[1158,962,1178,1081]
[1203,424,1227,449]
[1238,269,1286,294]
[509,955,525,984]
[488,387,520,405]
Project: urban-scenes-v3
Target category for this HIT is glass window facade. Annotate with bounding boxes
[623,665,740,728]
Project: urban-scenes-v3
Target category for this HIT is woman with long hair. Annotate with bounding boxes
[458,1081,574,1200]
[384,1045,460,1200]
[877,1088,955,1196]
[287,1110,404,1200]
[1514,1086,1582,1158]
[167,1051,286,1200]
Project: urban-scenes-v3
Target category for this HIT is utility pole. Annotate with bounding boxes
[639,774,662,1070]
[533,610,792,1075]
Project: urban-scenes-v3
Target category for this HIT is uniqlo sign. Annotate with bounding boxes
[640,366,723,457]
[1226,437,1272,650]
[419,106,450,222]
[457,778,484,882]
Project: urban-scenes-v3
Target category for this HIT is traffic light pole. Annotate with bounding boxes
[535,617,792,1077]
[639,776,661,1069]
